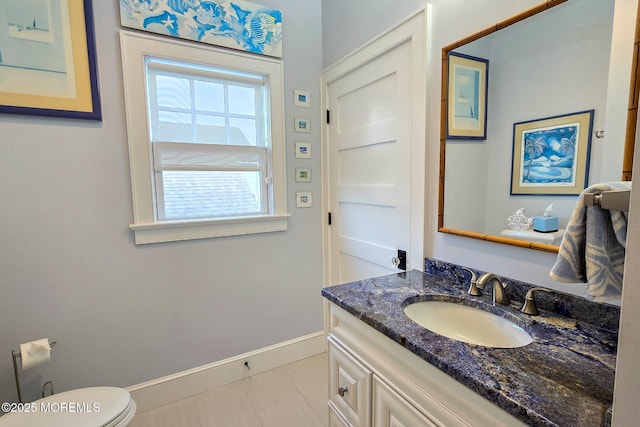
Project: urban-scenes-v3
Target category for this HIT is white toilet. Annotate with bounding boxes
[0,387,136,426]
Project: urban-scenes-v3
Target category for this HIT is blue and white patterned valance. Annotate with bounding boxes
[120,0,282,57]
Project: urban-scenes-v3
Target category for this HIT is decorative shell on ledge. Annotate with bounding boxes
[507,208,534,231]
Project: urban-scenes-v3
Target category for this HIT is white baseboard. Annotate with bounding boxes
[127,331,326,413]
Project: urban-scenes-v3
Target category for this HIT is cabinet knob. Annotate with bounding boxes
[337,386,348,397]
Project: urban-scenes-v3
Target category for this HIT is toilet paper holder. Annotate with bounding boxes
[11,341,56,403]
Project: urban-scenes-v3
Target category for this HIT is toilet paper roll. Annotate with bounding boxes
[20,338,51,370]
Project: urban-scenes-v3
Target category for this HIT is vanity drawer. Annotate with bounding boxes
[329,401,350,427]
[373,376,438,427]
[328,337,372,426]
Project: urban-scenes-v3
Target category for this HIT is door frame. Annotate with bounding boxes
[321,7,431,291]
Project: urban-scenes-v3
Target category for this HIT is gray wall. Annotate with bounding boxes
[0,0,323,404]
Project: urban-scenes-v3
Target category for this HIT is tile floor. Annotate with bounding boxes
[129,353,328,427]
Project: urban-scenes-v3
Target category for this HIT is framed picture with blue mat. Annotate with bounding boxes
[511,110,594,195]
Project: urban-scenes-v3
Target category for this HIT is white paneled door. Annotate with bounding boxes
[324,10,427,285]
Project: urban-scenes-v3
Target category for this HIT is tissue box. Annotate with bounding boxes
[533,216,558,232]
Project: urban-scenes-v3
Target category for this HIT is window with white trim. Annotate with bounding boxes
[120,31,289,244]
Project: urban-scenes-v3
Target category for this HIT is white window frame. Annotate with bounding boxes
[120,30,289,244]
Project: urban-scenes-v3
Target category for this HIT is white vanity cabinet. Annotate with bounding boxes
[372,377,437,427]
[329,404,350,427]
[326,302,528,427]
[328,339,372,426]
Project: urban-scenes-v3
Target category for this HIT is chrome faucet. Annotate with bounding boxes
[520,287,552,315]
[476,273,510,305]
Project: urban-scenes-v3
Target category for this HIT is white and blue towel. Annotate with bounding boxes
[550,182,631,302]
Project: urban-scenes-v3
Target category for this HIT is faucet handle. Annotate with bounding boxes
[462,268,481,296]
[521,287,551,316]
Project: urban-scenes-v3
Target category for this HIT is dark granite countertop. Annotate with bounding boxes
[321,269,618,427]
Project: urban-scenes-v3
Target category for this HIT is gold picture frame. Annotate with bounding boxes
[511,110,594,195]
[0,0,101,120]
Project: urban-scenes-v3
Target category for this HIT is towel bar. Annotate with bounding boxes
[584,190,630,211]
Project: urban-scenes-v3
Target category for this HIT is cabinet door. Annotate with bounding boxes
[328,338,372,426]
[373,377,438,427]
[329,401,351,427]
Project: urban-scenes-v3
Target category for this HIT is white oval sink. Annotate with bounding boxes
[403,301,533,348]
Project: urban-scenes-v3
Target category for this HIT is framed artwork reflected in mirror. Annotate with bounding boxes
[447,52,488,140]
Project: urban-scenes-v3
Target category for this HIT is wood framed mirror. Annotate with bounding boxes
[438,0,639,253]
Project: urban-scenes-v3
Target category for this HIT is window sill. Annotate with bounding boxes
[129,214,291,244]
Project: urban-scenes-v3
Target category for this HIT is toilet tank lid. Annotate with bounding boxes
[0,387,133,427]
